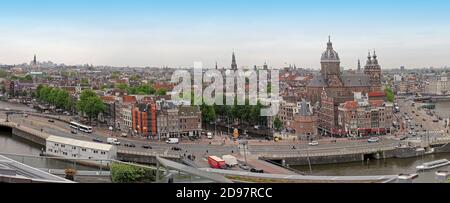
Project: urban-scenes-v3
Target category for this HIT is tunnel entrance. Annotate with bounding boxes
[363,153,377,161]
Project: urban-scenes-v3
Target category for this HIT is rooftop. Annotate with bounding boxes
[47,135,114,151]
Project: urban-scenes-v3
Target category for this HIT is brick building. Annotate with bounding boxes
[338,93,394,137]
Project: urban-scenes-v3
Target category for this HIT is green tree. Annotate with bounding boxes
[81,78,89,86]
[0,70,8,78]
[201,104,217,123]
[385,86,395,103]
[77,90,105,123]
[273,117,283,131]
[116,83,129,91]
[156,88,167,96]
[110,163,162,183]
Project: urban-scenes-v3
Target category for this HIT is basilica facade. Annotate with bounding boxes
[306,37,384,136]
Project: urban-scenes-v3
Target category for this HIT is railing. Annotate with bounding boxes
[118,150,180,159]
[260,145,398,159]
[260,157,306,175]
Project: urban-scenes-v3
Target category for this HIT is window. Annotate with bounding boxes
[82,148,87,152]
[61,145,66,148]
[48,149,53,152]
[94,151,98,154]
[72,147,77,150]
[101,152,106,155]
[55,143,59,147]
[63,152,68,156]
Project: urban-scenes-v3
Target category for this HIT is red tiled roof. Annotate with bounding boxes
[369,100,385,107]
[101,96,116,102]
[368,91,386,97]
[123,96,136,104]
[342,101,358,109]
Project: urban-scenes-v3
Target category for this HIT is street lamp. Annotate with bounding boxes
[239,140,249,165]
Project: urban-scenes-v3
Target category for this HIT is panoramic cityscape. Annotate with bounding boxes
[1,0,450,187]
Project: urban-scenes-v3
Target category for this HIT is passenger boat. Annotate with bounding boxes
[416,159,450,171]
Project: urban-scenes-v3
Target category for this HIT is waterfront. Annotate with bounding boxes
[293,153,450,183]
[0,131,94,171]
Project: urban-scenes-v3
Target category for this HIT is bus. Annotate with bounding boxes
[69,121,93,133]
[208,156,227,169]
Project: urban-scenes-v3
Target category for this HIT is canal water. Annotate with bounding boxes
[0,131,94,171]
[293,153,450,183]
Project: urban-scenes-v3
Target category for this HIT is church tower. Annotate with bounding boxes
[364,50,382,90]
[320,36,341,81]
[231,52,238,70]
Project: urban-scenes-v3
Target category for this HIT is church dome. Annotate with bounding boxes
[321,37,340,62]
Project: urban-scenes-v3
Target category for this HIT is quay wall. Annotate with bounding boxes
[272,147,426,166]
[117,151,181,165]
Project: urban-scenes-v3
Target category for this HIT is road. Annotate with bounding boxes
[0,101,419,162]
[396,97,449,144]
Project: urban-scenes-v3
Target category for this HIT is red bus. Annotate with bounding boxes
[208,156,226,169]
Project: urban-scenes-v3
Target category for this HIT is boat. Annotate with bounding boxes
[416,159,450,171]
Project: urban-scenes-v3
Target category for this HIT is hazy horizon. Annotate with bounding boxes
[1,0,449,69]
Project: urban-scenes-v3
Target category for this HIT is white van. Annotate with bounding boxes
[166,138,179,144]
[107,138,121,145]
[207,132,213,139]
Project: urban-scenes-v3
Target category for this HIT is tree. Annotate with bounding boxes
[77,90,105,123]
[274,117,283,132]
[201,104,216,123]
[116,83,129,91]
[156,88,167,96]
[110,163,162,183]
[385,86,395,103]
[0,70,8,78]
[81,78,89,86]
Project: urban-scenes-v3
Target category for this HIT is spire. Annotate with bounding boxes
[358,59,361,71]
[33,54,37,66]
[372,50,378,65]
[327,35,333,49]
[367,51,372,65]
[263,61,268,70]
[215,61,218,70]
[231,52,237,70]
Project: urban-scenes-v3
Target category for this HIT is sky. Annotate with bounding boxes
[0,0,449,69]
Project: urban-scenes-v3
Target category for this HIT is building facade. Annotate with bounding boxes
[338,93,394,137]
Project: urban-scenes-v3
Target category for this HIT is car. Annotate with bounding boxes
[207,132,214,139]
[239,164,250,171]
[48,119,55,123]
[368,137,380,143]
[23,114,28,118]
[142,145,152,149]
[250,168,264,173]
[423,118,427,122]
[71,130,78,134]
[254,125,260,130]
[92,138,103,143]
[433,119,439,123]
[172,147,182,151]
[121,133,128,137]
[309,141,319,146]
[128,144,136,148]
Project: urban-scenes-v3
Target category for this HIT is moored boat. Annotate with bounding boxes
[416,159,450,171]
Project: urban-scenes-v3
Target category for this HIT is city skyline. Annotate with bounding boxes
[1,0,450,69]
